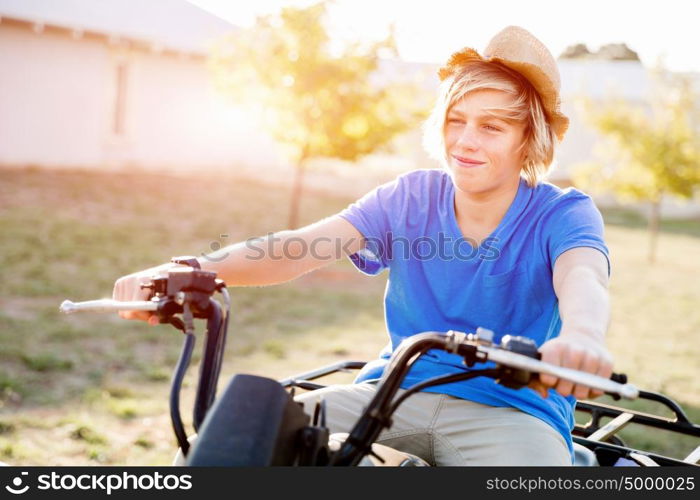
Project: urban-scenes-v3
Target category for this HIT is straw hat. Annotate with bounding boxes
[438,26,569,142]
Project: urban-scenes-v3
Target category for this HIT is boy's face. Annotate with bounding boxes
[444,89,527,196]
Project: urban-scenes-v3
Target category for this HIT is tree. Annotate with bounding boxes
[574,71,700,263]
[209,2,428,228]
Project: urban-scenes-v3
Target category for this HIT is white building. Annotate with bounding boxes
[0,0,285,173]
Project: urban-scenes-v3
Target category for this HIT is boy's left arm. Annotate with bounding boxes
[534,247,614,399]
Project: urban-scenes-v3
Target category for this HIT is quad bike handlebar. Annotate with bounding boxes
[62,264,700,466]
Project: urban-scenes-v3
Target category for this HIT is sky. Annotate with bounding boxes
[188,0,700,74]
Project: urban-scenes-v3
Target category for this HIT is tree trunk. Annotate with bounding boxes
[648,199,660,264]
[287,158,306,230]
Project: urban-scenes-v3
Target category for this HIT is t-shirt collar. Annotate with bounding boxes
[448,176,532,243]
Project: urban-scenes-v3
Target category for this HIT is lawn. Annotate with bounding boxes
[0,166,698,465]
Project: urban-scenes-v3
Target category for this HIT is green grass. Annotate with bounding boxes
[70,423,108,445]
[602,206,700,238]
[21,354,73,372]
[0,166,698,465]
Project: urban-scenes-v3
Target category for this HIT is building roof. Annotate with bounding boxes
[0,0,237,54]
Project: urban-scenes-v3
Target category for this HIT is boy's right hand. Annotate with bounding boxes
[112,265,174,325]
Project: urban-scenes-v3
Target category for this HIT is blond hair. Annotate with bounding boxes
[423,61,557,187]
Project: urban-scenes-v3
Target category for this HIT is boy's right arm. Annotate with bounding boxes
[112,215,364,322]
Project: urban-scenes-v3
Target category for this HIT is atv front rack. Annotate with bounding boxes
[573,391,700,466]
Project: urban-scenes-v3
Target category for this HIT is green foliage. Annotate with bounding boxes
[0,373,23,401]
[262,340,287,359]
[21,354,73,372]
[0,421,15,435]
[107,399,138,420]
[141,367,170,382]
[134,437,154,449]
[209,1,428,164]
[88,449,108,462]
[0,442,21,459]
[574,72,700,203]
[70,424,108,445]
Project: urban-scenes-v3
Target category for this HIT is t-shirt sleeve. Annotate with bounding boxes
[337,175,407,275]
[545,192,611,276]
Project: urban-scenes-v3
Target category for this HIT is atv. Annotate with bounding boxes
[60,262,700,467]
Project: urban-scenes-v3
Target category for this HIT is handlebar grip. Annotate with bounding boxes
[59,299,158,314]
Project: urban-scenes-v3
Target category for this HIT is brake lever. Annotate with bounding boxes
[163,316,187,333]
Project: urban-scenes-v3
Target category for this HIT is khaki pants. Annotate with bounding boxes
[295,382,572,466]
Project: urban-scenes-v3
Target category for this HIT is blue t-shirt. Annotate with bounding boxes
[338,168,610,458]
